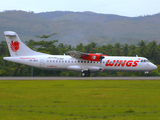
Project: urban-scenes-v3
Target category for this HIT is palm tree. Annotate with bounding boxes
[106,44,113,56]
[113,43,121,56]
[137,40,147,57]
[147,41,157,63]
[0,41,9,57]
[128,44,137,56]
[120,44,129,56]
[75,43,84,52]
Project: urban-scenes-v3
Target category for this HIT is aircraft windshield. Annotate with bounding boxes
[141,59,150,62]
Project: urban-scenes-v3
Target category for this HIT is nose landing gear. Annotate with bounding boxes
[145,71,149,76]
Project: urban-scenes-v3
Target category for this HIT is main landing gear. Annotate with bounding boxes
[81,70,90,77]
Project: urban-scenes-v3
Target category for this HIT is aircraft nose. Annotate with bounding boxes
[153,64,157,70]
[150,63,157,70]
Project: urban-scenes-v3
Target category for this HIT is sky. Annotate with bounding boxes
[0,0,160,17]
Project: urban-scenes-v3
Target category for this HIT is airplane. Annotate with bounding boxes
[3,31,157,77]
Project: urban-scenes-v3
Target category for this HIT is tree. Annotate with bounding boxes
[120,44,129,56]
[0,41,9,57]
[147,41,158,63]
[128,44,137,56]
[36,33,57,39]
[137,40,147,57]
[84,42,97,53]
[106,44,113,56]
[75,43,84,52]
[113,43,121,56]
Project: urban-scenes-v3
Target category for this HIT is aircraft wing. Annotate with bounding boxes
[67,51,89,59]
[67,51,105,61]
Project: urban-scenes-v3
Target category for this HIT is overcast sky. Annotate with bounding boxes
[0,0,160,17]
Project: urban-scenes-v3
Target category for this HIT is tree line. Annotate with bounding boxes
[0,39,160,76]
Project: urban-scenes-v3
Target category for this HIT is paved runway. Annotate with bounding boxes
[0,77,160,80]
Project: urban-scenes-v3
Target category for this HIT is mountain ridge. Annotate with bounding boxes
[0,10,160,46]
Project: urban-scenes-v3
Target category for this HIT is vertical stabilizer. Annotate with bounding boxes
[4,31,48,57]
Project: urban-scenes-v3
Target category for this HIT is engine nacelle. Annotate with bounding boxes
[67,65,82,72]
[88,66,104,72]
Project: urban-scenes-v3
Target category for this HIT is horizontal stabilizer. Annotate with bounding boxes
[4,31,17,37]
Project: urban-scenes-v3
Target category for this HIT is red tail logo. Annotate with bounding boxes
[10,41,20,52]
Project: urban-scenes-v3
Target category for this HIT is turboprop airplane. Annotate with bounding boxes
[3,31,157,77]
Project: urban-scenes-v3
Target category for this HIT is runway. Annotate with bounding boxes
[0,77,160,80]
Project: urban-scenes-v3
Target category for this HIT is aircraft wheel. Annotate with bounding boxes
[81,72,86,77]
[145,71,149,77]
[81,71,90,77]
[86,72,90,77]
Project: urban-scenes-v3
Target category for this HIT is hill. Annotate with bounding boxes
[0,10,160,46]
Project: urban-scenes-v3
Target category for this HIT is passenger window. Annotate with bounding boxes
[50,60,52,62]
[78,61,80,63]
[84,61,86,63]
[81,61,83,63]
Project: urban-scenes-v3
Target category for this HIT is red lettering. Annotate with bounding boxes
[105,60,115,66]
[118,60,127,67]
[132,60,139,67]
[114,60,119,66]
[105,60,139,67]
[126,60,133,67]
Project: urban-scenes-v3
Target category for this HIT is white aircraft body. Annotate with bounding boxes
[3,31,157,77]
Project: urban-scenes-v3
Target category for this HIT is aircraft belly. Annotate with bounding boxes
[103,65,146,72]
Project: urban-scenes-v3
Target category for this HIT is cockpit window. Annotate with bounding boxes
[141,59,150,62]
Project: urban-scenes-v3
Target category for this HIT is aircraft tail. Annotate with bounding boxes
[4,31,47,57]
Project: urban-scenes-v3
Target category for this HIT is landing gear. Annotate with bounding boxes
[81,71,90,77]
[145,71,149,77]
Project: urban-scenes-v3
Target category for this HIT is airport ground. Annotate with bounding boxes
[0,76,160,80]
[0,79,160,120]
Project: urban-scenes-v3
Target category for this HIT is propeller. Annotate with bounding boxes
[99,54,105,62]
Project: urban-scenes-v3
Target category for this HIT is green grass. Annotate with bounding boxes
[0,80,160,120]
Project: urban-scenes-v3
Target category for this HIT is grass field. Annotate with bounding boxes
[0,80,160,120]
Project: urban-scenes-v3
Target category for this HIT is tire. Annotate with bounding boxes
[81,72,86,77]
[86,72,90,77]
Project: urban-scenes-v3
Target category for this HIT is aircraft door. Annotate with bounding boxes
[40,59,44,68]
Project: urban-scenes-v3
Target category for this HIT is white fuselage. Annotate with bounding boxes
[3,55,157,73]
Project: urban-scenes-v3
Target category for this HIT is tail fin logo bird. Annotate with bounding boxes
[10,41,20,52]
